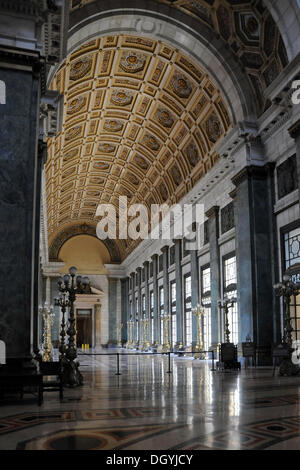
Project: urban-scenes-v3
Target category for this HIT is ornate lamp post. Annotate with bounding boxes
[117,322,123,347]
[162,314,171,352]
[127,317,134,349]
[274,274,300,376]
[192,303,205,359]
[218,297,236,344]
[54,293,69,363]
[57,266,90,387]
[141,316,150,351]
[40,304,55,362]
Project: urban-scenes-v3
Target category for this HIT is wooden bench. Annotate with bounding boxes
[0,368,43,405]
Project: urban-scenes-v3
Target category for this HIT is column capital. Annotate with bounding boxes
[136,267,142,273]
[205,206,219,219]
[232,165,268,187]
[229,189,237,200]
[289,120,300,140]
[130,272,135,279]
[161,245,169,254]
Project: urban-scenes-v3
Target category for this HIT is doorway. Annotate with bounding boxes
[76,309,92,347]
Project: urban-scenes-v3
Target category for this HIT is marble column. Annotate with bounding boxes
[0,49,44,358]
[121,278,128,344]
[136,267,142,347]
[190,242,200,346]
[143,261,150,342]
[33,141,46,354]
[232,165,276,365]
[95,304,101,347]
[151,255,159,345]
[161,246,170,348]
[174,239,183,349]
[130,273,136,343]
[205,207,220,351]
[161,246,169,314]
[108,278,118,347]
[288,120,300,207]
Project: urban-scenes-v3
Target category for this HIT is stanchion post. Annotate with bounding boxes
[166,351,172,374]
[115,353,122,376]
[211,350,216,371]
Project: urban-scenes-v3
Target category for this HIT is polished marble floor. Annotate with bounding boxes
[1,349,300,450]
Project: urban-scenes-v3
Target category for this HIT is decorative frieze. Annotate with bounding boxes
[277,155,298,200]
[221,202,235,235]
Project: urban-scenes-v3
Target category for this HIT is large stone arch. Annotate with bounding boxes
[50,1,260,124]
[63,0,290,121]
[49,224,121,262]
[264,0,300,61]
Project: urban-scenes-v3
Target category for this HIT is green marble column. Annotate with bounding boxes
[190,244,200,346]
[136,267,142,348]
[205,207,220,352]
[232,165,276,365]
[0,49,44,358]
[151,254,159,345]
[174,239,183,349]
[121,278,128,344]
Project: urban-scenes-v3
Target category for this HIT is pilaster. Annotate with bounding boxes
[232,164,276,364]
[174,239,183,349]
[205,206,220,351]
[151,254,159,345]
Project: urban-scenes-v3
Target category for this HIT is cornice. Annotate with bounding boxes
[232,165,270,188]
[205,206,220,219]
[289,119,300,140]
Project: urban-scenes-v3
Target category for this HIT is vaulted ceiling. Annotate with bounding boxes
[46,34,232,260]
[70,0,289,115]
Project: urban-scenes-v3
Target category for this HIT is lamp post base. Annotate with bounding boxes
[279,359,300,377]
[62,360,83,387]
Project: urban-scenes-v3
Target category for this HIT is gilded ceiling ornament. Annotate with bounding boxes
[90,177,105,185]
[155,107,175,128]
[65,125,82,141]
[127,172,139,186]
[111,89,133,106]
[169,73,193,99]
[64,148,78,160]
[134,154,149,171]
[98,143,116,153]
[143,133,160,151]
[205,113,222,143]
[170,164,182,186]
[67,96,86,114]
[184,141,200,167]
[69,55,92,81]
[119,51,146,73]
[86,190,100,197]
[103,119,124,132]
[94,161,110,170]
[158,182,168,202]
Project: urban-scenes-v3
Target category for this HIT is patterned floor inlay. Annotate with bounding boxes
[16,423,186,450]
[172,417,300,450]
[2,351,300,450]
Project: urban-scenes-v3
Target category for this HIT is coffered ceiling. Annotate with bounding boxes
[70,0,289,115]
[46,34,232,260]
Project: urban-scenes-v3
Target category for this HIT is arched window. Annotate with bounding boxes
[0,80,6,104]
[0,340,6,364]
